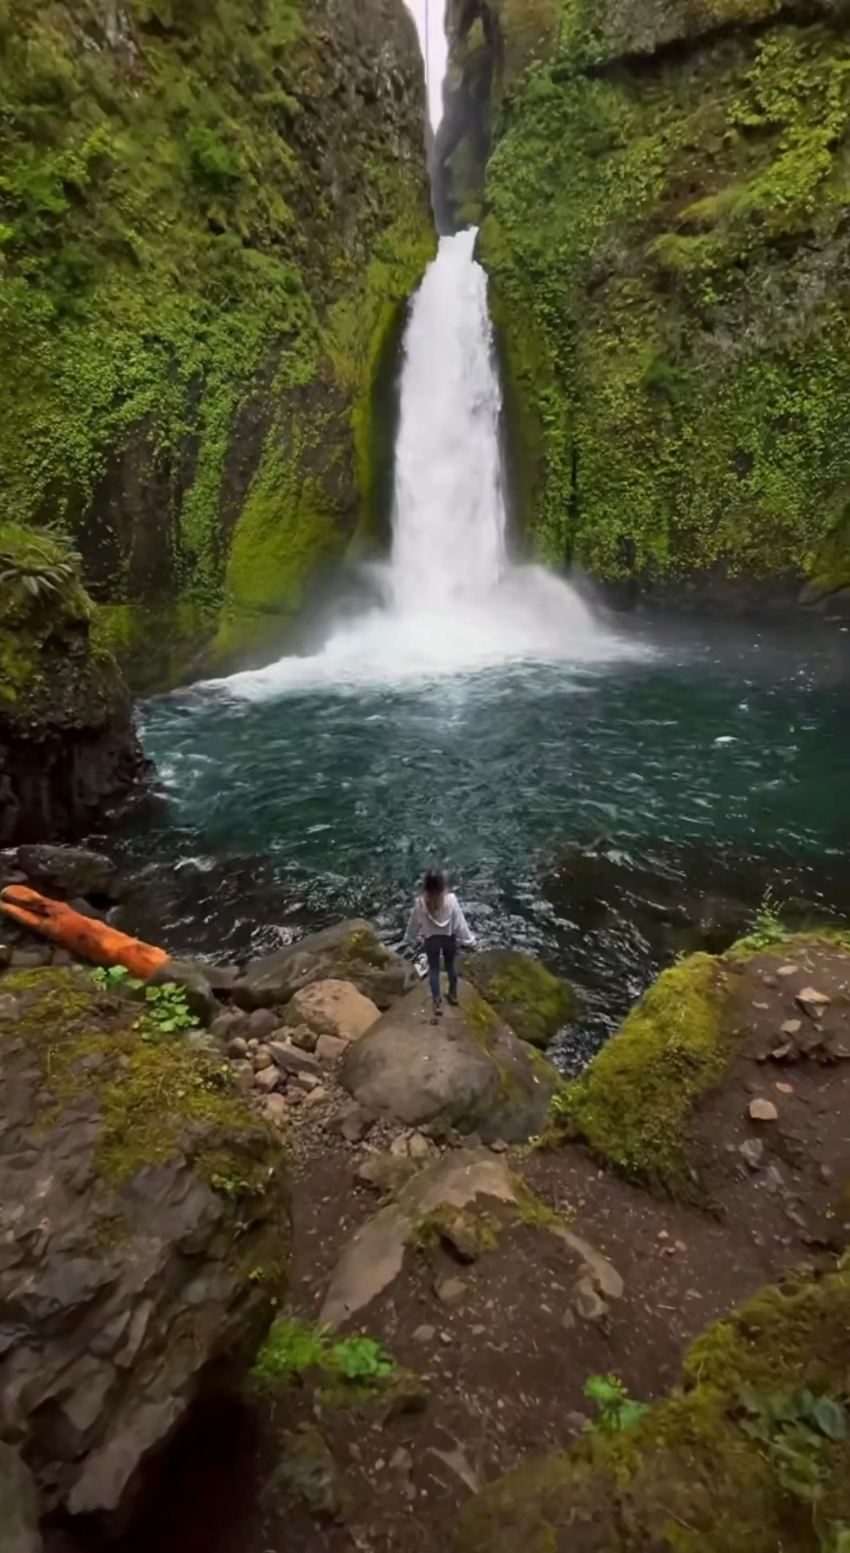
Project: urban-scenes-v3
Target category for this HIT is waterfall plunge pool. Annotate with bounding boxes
[112,613,850,1066]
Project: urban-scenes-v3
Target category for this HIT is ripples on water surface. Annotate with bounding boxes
[109,615,850,1065]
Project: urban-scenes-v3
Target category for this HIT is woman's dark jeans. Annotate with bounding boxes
[425,934,457,1004]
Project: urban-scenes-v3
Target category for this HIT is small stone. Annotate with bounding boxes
[315,1033,348,1065]
[253,1048,273,1072]
[338,1105,376,1145]
[390,1447,413,1474]
[775,1082,794,1095]
[389,1133,411,1158]
[797,987,831,1016]
[247,1008,280,1040]
[263,1094,288,1128]
[780,1019,802,1036]
[562,1309,576,1332]
[489,1139,508,1154]
[657,1229,669,1240]
[770,1043,793,1062]
[566,1410,589,1433]
[254,1066,280,1094]
[10,948,49,969]
[290,1070,321,1092]
[749,1098,779,1122]
[753,1001,769,1011]
[778,964,798,977]
[573,1277,607,1322]
[739,1138,764,1170]
[302,1085,328,1105]
[408,1132,432,1161]
[819,1164,834,1184]
[435,1277,467,1307]
[412,1324,435,1344]
[211,1011,244,1041]
[268,1040,320,1077]
[230,1060,254,1095]
[290,1024,319,1053]
[761,975,778,989]
[0,994,22,1021]
[226,1036,249,1059]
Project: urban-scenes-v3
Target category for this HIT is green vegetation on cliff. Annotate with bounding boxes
[448,0,850,593]
[0,0,433,685]
[456,1264,850,1552]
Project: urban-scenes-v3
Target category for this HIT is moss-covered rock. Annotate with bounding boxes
[0,0,434,687]
[0,966,289,1519]
[557,952,736,1193]
[444,0,850,596]
[0,522,145,840]
[463,948,576,1049]
[455,1263,850,1553]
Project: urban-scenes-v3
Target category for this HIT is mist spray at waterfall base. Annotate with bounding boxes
[221,231,634,698]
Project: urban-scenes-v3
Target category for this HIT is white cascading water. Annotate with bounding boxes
[221,11,634,697]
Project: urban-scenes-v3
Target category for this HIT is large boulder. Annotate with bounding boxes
[464,949,576,1050]
[15,845,121,904]
[233,920,413,1012]
[0,967,288,1523]
[340,983,559,1144]
[284,979,380,1042]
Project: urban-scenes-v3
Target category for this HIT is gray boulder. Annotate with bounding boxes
[340,983,558,1143]
[232,920,413,1012]
[15,845,120,903]
[0,966,288,1523]
[463,948,576,1049]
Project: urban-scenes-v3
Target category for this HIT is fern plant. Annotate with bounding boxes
[0,536,82,609]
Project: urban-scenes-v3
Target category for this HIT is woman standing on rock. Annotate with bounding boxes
[406,869,475,1022]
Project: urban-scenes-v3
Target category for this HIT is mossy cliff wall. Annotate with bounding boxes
[442,0,850,603]
[0,0,434,689]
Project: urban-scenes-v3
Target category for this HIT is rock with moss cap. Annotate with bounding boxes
[0,524,145,843]
[340,982,559,1142]
[455,1263,850,1552]
[233,919,414,1012]
[0,967,289,1523]
[463,948,576,1049]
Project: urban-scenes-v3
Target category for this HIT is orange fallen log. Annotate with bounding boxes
[0,885,169,980]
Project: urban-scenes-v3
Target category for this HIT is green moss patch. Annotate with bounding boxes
[469,10,850,586]
[464,949,577,1049]
[556,954,735,1193]
[456,1264,850,1553]
[3,967,280,1192]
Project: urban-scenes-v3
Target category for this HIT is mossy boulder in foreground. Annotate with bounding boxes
[455,1263,850,1553]
[0,968,289,1522]
[0,523,144,842]
[464,948,576,1049]
[341,982,559,1143]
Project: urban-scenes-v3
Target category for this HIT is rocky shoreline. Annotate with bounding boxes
[1,845,848,1553]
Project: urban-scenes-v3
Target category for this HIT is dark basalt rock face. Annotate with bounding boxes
[0,532,146,844]
[0,968,289,1529]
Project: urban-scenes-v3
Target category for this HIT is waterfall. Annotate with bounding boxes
[219,10,634,698]
[390,227,506,612]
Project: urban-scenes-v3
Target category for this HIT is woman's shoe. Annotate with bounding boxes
[432,999,443,1024]
[447,993,459,1008]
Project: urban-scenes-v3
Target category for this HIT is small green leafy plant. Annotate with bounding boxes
[251,1318,395,1389]
[737,1384,848,1542]
[91,967,196,1037]
[584,1373,649,1434]
[741,888,787,951]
